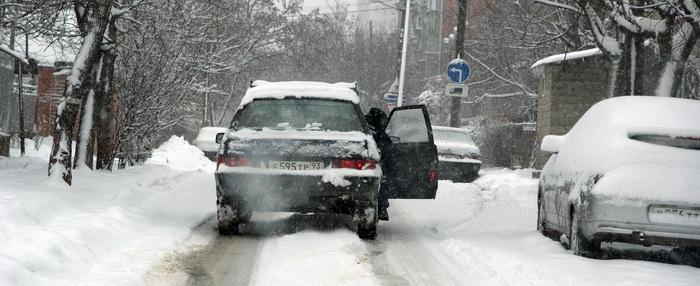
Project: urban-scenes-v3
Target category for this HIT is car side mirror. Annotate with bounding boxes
[540,135,564,153]
[215,132,225,144]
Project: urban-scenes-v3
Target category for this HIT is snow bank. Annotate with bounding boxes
[0,139,215,286]
[146,135,214,171]
[239,81,360,107]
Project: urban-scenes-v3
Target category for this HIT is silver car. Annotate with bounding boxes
[194,126,229,160]
[538,96,700,258]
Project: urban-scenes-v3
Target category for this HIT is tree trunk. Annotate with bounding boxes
[48,0,112,185]
[96,15,117,171]
[656,23,697,97]
[612,33,631,97]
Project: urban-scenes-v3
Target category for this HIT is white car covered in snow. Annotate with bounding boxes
[538,96,700,258]
[194,127,229,160]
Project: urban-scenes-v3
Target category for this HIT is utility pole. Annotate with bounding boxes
[10,26,25,155]
[449,0,467,127]
[397,0,411,107]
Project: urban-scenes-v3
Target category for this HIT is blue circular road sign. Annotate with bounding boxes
[446,58,471,83]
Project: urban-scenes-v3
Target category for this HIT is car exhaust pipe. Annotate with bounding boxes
[631,231,652,247]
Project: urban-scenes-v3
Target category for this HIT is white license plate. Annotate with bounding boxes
[649,206,700,226]
[269,161,324,170]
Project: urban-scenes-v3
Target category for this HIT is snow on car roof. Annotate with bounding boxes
[239,81,360,107]
[195,126,228,142]
[576,96,700,134]
[547,96,700,175]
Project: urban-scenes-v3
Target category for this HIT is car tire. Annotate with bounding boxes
[355,203,378,240]
[217,195,241,235]
[680,247,700,266]
[569,209,600,257]
[465,172,478,183]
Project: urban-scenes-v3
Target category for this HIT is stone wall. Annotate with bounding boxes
[533,56,609,169]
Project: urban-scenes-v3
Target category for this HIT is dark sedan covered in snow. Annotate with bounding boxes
[432,126,481,182]
[538,96,700,258]
[214,81,438,239]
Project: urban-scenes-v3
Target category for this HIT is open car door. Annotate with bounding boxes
[384,105,438,199]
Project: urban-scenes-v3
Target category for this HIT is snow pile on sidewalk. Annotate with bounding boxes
[0,138,215,286]
[146,135,214,171]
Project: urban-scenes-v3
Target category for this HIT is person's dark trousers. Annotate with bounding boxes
[378,175,390,220]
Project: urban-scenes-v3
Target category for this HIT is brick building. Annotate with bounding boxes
[35,63,70,136]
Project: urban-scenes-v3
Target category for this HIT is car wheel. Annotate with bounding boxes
[217,195,241,235]
[355,203,378,240]
[465,172,478,183]
[569,209,600,257]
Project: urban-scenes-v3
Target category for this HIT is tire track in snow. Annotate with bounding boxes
[145,215,265,286]
[367,201,480,285]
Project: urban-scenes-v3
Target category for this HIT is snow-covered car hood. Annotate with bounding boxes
[434,140,480,157]
[591,165,700,204]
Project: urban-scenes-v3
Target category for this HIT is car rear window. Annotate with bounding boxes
[433,129,475,145]
[234,99,363,132]
[630,134,700,150]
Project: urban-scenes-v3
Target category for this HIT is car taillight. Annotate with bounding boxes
[217,155,251,167]
[332,159,376,170]
[428,170,439,183]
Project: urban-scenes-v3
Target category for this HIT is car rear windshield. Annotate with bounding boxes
[234,99,363,132]
[433,129,475,145]
[630,134,700,150]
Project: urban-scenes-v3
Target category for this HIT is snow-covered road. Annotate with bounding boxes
[2,137,700,285]
[145,170,700,286]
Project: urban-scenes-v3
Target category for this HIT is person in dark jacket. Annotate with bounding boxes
[365,107,395,221]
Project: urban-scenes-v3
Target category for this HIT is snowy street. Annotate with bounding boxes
[2,137,698,285]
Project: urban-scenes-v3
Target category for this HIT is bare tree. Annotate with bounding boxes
[47,0,111,184]
[535,0,700,97]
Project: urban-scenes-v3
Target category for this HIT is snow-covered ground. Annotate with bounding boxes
[0,136,214,286]
[1,138,699,285]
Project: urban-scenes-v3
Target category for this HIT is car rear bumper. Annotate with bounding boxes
[589,222,700,248]
[437,160,480,182]
[215,171,379,214]
[581,196,700,248]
